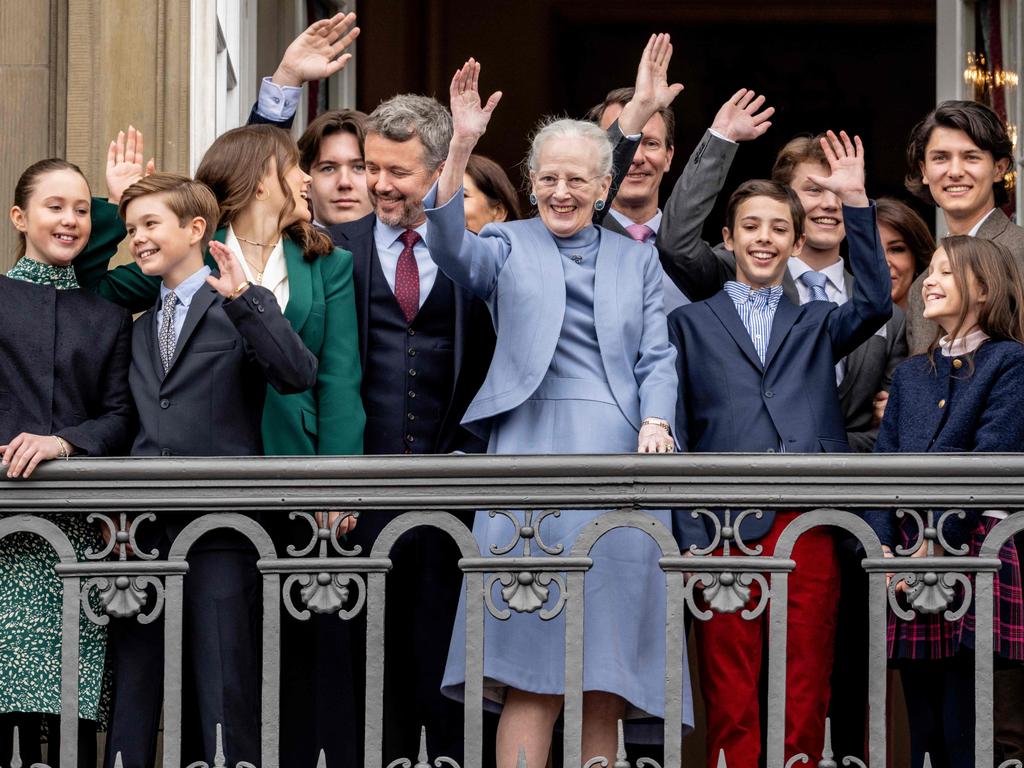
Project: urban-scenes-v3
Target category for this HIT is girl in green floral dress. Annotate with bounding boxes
[0,159,134,767]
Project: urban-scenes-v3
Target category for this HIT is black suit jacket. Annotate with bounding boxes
[130,284,317,457]
[0,277,134,455]
[326,213,494,455]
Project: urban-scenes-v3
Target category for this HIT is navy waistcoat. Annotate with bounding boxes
[362,252,455,454]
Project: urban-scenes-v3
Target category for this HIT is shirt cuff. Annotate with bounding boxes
[708,128,737,144]
[623,132,642,141]
[256,77,302,122]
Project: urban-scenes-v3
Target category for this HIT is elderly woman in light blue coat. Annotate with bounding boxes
[430,56,691,768]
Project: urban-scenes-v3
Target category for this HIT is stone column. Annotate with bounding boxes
[0,0,67,270]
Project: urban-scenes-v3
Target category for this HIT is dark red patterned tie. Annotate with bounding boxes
[395,229,421,322]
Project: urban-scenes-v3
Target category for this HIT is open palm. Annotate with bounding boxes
[806,130,869,207]
[274,12,360,86]
[449,58,502,144]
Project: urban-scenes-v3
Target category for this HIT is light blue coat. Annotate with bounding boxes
[423,184,677,440]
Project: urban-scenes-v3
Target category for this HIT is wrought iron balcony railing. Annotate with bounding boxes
[2,453,1023,768]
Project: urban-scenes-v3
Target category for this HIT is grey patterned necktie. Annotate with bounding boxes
[159,291,179,373]
[799,270,830,303]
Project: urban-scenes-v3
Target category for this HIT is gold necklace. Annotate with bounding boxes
[235,236,278,285]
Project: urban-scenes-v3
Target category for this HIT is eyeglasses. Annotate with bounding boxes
[534,174,601,190]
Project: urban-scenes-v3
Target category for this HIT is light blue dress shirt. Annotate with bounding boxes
[256,78,302,122]
[157,266,212,346]
[372,220,436,308]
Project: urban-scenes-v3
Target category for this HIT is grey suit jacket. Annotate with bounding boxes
[906,208,1024,355]
[658,128,906,451]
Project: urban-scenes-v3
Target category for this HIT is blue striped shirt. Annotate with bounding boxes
[723,281,784,364]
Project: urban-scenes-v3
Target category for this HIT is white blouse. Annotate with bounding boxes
[939,328,990,357]
[225,225,289,311]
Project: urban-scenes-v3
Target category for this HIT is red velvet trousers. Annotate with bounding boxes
[694,512,840,768]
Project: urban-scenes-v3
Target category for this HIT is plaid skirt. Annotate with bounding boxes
[889,516,1024,661]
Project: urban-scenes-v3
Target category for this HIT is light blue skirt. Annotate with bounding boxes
[440,377,694,734]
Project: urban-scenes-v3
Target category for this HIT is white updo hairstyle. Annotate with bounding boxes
[526,118,614,181]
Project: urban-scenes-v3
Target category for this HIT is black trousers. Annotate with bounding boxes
[350,511,472,767]
[104,532,262,768]
[900,656,975,768]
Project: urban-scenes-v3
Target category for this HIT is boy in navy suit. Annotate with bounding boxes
[668,132,891,768]
[104,174,317,768]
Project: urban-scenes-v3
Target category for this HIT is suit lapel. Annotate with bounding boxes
[977,208,1010,241]
[707,291,764,373]
[282,238,312,334]
[145,308,163,381]
[781,270,800,305]
[165,286,218,374]
[594,231,628,389]
[355,231,375,364]
[837,271,860,399]
[762,296,800,370]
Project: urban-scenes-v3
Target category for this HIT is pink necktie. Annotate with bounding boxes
[625,223,654,243]
[395,229,421,322]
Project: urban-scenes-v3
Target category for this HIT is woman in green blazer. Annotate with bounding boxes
[74,125,365,458]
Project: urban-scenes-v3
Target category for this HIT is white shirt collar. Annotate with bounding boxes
[939,328,990,356]
[787,256,847,293]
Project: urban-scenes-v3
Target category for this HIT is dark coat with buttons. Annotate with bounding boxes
[865,339,1024,547]
[0,276,134,455]
[129,283,317,457]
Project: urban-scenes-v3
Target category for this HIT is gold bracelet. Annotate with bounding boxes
[641,417,672,436]
[53,436,69,461]
[228,281,251,301]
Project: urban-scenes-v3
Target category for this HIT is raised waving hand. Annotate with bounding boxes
[618,33,685,136]
[272,12,360,87]
[438,58,502,206]
[806,130,870,208]
[106,126,155,205]
[710,89,775,142]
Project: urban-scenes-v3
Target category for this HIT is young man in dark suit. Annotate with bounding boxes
[104,174,317,768]
[668,132,891,768]
[902,99,1024,354]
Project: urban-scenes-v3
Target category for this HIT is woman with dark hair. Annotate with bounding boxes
[866,235,1024,768]
[0,158,134,768]
[463,153,521,233]
[875,197,934,310]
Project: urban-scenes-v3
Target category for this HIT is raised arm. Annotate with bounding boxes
[616,34,684,137]
[659,89,774,301]
[811,131,892,357]
[207,242,319,395]
[74,126,161,311]
[248,12,360,128]
[602,33,684,221]
[423,59,511,298]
